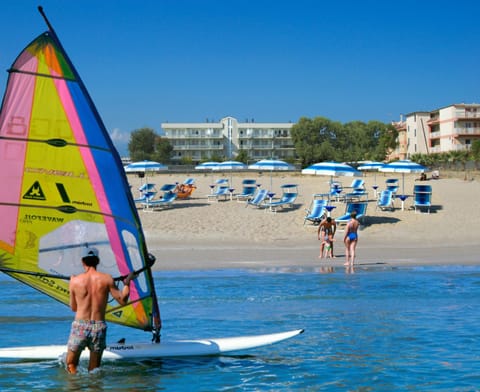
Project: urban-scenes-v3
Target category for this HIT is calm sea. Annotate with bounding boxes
[1,264,479,391]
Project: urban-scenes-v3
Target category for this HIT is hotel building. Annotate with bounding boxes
[390,103,480,159]
[162,116,295,164]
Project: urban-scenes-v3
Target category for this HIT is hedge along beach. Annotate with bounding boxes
[127,170,480,271]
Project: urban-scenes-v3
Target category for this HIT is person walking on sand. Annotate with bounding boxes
[318,217,336,258]
[344,211,359,266]
[66,247,134,374]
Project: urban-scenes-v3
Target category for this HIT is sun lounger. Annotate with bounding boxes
[304,199,327,225]
[207,185,230,202]
[335,202,368,226]
[264,192,298,213]
[142,184,177,210]
[245,189,268,208]
[235,185,257,202]
[413,184,432,213]
[385,178,399,195]
[376,190,394,211]
[263,184,298,213]
[176,178,197,199]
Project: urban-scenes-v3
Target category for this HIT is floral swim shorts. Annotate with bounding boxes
[67,320,107,353]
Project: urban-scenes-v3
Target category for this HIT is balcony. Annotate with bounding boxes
[454,127,480,136]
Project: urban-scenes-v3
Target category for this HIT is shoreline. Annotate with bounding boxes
[147,239,480,271]
[129,171,480,272]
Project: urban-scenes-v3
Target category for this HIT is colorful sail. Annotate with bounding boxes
[0,9,161,337]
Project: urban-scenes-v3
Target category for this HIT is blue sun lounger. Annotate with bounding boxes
[303,199,327,225]
[335,202,368,227]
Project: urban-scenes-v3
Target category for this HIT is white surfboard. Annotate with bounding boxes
[0,329,304,360]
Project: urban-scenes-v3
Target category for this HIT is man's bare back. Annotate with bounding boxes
[69,269,120,321]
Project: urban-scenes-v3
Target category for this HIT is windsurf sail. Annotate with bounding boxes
[0,7,161,340]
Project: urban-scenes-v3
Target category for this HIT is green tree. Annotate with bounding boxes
[471,140,480,169]
[128,128,173,163]
[128,128,156,161]
[235,149,249,164]
[151,136,173,164]
[291,116,396,166]
[290,117,340,166]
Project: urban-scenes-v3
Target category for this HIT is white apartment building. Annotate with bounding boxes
[161,116,295,164]
[391,103,480,159]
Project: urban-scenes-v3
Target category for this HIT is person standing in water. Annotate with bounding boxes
[344,211,359,266]
[317,217,336,258]
[66,247,133,374]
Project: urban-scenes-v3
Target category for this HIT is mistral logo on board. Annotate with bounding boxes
[23,181,46,200]
[23,181,71,203]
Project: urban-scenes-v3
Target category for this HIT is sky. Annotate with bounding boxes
[1,0,479,156]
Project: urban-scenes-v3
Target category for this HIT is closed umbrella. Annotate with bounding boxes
[248,159,294,191]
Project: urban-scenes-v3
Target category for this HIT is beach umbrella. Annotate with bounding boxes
[301,161,362,200]
[125,160,168,185]
[124,160,168,183]
[379,159,428,195]
[125,160,168,173]
[301,161,361,180]
[213,160,247,187]
[248,159,294,191]
[194,161,219,170]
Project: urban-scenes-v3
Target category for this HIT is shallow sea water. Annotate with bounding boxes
[1,265,480,391]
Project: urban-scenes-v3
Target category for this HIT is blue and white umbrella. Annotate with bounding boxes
[124,160,168,173]
[213,160,247,171]
[302,162,361,199]
[248,159,294,191]
[124,160,168,184]
[194,161,219,170]
[213,160,247,186]
[357,161,385,171]
[379,159,428,195]
[301,161,361,179]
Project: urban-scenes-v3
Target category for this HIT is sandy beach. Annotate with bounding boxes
[127,170,480,271]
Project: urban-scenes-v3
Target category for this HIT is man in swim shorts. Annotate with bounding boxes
[66,247,133,374]
[317,217,337,258]
[344,211,359,266]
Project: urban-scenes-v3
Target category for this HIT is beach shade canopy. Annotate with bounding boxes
[379,160,428,195]
[357,161,385,185]
[125,160,168,173]
[357,161,385,171]
[194,161,219,170]
[212,160,247,186]
[248,159,295,191]
[213,160,247,171]
[301,161,361,179]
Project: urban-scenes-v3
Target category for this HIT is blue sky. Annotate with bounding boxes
[1,1,479,155]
